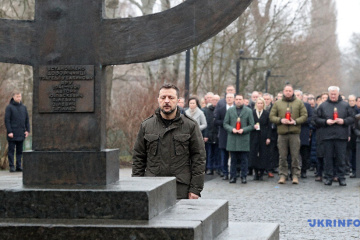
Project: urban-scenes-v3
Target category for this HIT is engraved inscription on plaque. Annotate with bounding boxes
[39,65,94,113]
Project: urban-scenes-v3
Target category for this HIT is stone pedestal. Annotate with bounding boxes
[0,174,279,239]
[23,149,119,185]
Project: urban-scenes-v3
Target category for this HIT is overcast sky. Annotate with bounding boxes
[336,0,360,49]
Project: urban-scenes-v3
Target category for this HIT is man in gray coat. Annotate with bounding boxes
[132,83,206,199]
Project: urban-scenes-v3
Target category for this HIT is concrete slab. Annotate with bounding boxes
[0,176,176,220]
[215,222,280,240]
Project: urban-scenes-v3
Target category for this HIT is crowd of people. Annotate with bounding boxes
[179,84,360,186]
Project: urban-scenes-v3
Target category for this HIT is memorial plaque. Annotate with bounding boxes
[38,65,94,113]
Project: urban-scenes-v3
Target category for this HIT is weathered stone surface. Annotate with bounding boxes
[0,177,176,220]
[215,222,279,240]
[152,199,228,239]
[23,149,119,185]
[0,218,202,240]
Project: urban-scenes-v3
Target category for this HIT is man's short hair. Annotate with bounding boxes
[226,93,235,98]
[348,94,356,100]
[328,86,340,92]
[235,94,244,99]
[159,83,180,98]
[294,90,303,96]
[12,90,21,96]
[284,83,293,90]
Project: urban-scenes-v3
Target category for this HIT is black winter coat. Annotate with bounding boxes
[314,97,354,141]
[214,105,228,149]
[203,105,218,144]
[249,110,271,170]
[5,98,30,142]
[300,102,313,146]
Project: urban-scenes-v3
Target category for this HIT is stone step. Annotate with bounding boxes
[0,177,176,220]
[0,199,229,240]
[0,218,202,240]
[152,199,228,239]
[215,222,280,240]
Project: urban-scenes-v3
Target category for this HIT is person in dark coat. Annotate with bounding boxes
[5,91,30,172]
[295,90,313,178]
[313,86,355,186]
[203,95,220,175]
[214,93,235,180]
[132,84,206,199]
[249,97,271,180]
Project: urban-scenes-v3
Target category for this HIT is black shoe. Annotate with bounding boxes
[229,178,236,183]
[206,169,214,175]
[315,176,322,182]
[241,177,247,184]
[223,175,229,180]
[16,168,23,172]
[350,173,356,178]
[324,179,332,186]
[9,167,15,173]
[309,167,315,171]
[339,179,347,186]
[301,172,307,178]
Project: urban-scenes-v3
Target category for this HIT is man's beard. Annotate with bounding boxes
[160,106,176,115]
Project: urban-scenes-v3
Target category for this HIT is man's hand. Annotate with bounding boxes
[188,192,199,199]
[25,131,29,138]
[203,137,208,142]
[266,139,271,145]
[232,128,239,134]
[289,118,296,125]
[334,118,344,125]
[281,118,291,125]
[8,133,13,138]
[238,129,244,134]
[326,119,335,125]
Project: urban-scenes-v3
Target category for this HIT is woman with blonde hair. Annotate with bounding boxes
[249,97,271,180]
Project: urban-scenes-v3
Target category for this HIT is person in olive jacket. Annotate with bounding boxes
[313,86,355,186]
[223,95,255,184]
[132,84,206,199]
[5,91,30,172]
[269,84,308,184]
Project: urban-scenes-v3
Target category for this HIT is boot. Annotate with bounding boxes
[292,176,299,184]
[278,176,286,184]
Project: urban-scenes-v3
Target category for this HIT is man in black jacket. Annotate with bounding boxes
[5,91,30,172]
[314,86,355,186]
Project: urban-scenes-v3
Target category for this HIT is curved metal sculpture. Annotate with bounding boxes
[0,0,253,185]
[0,0,252,66]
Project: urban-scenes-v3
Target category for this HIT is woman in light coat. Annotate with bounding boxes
[185,96,207,131]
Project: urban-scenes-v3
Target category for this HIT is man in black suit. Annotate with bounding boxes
[214,93,234,180]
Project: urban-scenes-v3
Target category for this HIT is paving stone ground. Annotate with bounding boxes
[201,171,360,240]
[2,168,359,239]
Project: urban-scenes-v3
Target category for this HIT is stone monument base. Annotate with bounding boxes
[23,149,119,185]
[0,174,279,239]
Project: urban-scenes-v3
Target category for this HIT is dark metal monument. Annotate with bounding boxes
[0,0,279,239]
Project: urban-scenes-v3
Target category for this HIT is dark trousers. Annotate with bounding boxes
[220,148,229,175]
[300,145,310,174]
[323,139,347,181]
[316,157,324,177]
[230,151,248,179]
[350,149,356,172]
[8,140,24,169]
[206,143,220,170]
